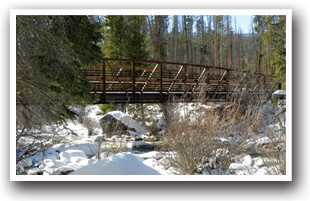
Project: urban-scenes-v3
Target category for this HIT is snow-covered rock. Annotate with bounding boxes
[273,90,286,96]
[70,153,160,175]
[256,137,271,146]
[138,151,164,160]
[59,150,88,164]
[132,141,155,151]
[228,163,250,171]
[20,158,33,168]
[228,155,257,175]
[241,155,252,167]
[106,111,148,135]
[272,90,286,102]
[253,158,265,167]
[100,111,148,137]
[28,168,44,175]
[158,157,170,167]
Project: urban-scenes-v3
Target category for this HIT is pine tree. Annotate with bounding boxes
[103,15,148,60]
[16,15,103,162]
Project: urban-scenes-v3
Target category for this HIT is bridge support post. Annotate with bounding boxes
[159,62,163,102]
[132,61,136,103]
[226,70,231,101]
[184,65,188,98]
[263,75,266,92]
[102,59,106,103]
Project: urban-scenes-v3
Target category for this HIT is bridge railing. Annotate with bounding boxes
[81,58,278,103]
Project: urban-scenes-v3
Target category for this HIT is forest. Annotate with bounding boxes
[101,15,286,81]
[15,15,287,177]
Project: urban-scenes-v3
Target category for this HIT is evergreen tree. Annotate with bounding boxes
[103,15,148,60]
[262,16,286,89]
[16,15,103,161]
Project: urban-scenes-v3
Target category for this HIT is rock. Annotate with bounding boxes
[58,167,75,175]
[100,111,148,137]
[242,155,252,167]
[48,166,75,175]
[158,158,170,167]
[272,90,286,101]
[228,163,248,171]
[19,158,33,168]
[93,135,105,143]
[254,158,265,167]
[28,168,44,175]
[154,152,164,160]
[132,141,155,151]
[138,151,164,160]
[100,114,129,137]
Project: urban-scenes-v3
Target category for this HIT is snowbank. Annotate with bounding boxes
[70,153,161,175]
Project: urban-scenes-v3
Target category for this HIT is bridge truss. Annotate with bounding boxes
[82,58,279,104]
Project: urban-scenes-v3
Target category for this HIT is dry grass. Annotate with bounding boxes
[160,92,282,175]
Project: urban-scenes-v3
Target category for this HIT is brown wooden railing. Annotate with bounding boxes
[81,58,278,103]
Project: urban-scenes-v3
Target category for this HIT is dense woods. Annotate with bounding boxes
[17,16,103,129]
[102,15,286,83]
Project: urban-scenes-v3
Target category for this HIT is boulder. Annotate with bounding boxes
[100,111,148,137]
[100,114,130,137]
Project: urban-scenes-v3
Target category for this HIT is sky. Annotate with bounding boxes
[234,15,254,33]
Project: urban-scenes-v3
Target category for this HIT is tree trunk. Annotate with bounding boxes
[200,15,205,65]
[227,15,232,69]
[208,16,212,66]
[213,16,218,67]
[155,15,160,61]
[183,15,190,64]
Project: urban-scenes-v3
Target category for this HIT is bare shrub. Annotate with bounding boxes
[258,106,286,175]
[16,124,69,174]
[100,136,129,158]
[162,92,273,175]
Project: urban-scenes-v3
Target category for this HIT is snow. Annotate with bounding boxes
[70,153,161,175]
[273,90,286,95]
[241,155,252,167]
[64,144,100,157]
[18,102,286,177]
[59,150,87,163]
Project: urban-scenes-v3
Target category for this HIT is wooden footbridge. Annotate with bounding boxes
[82,58,278,104]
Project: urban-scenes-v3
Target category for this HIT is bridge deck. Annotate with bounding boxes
[82,58,278,103]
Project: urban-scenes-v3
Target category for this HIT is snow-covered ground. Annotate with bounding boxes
[17,94,286,176]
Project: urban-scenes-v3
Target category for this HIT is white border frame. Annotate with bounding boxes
[10,9,292,181]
